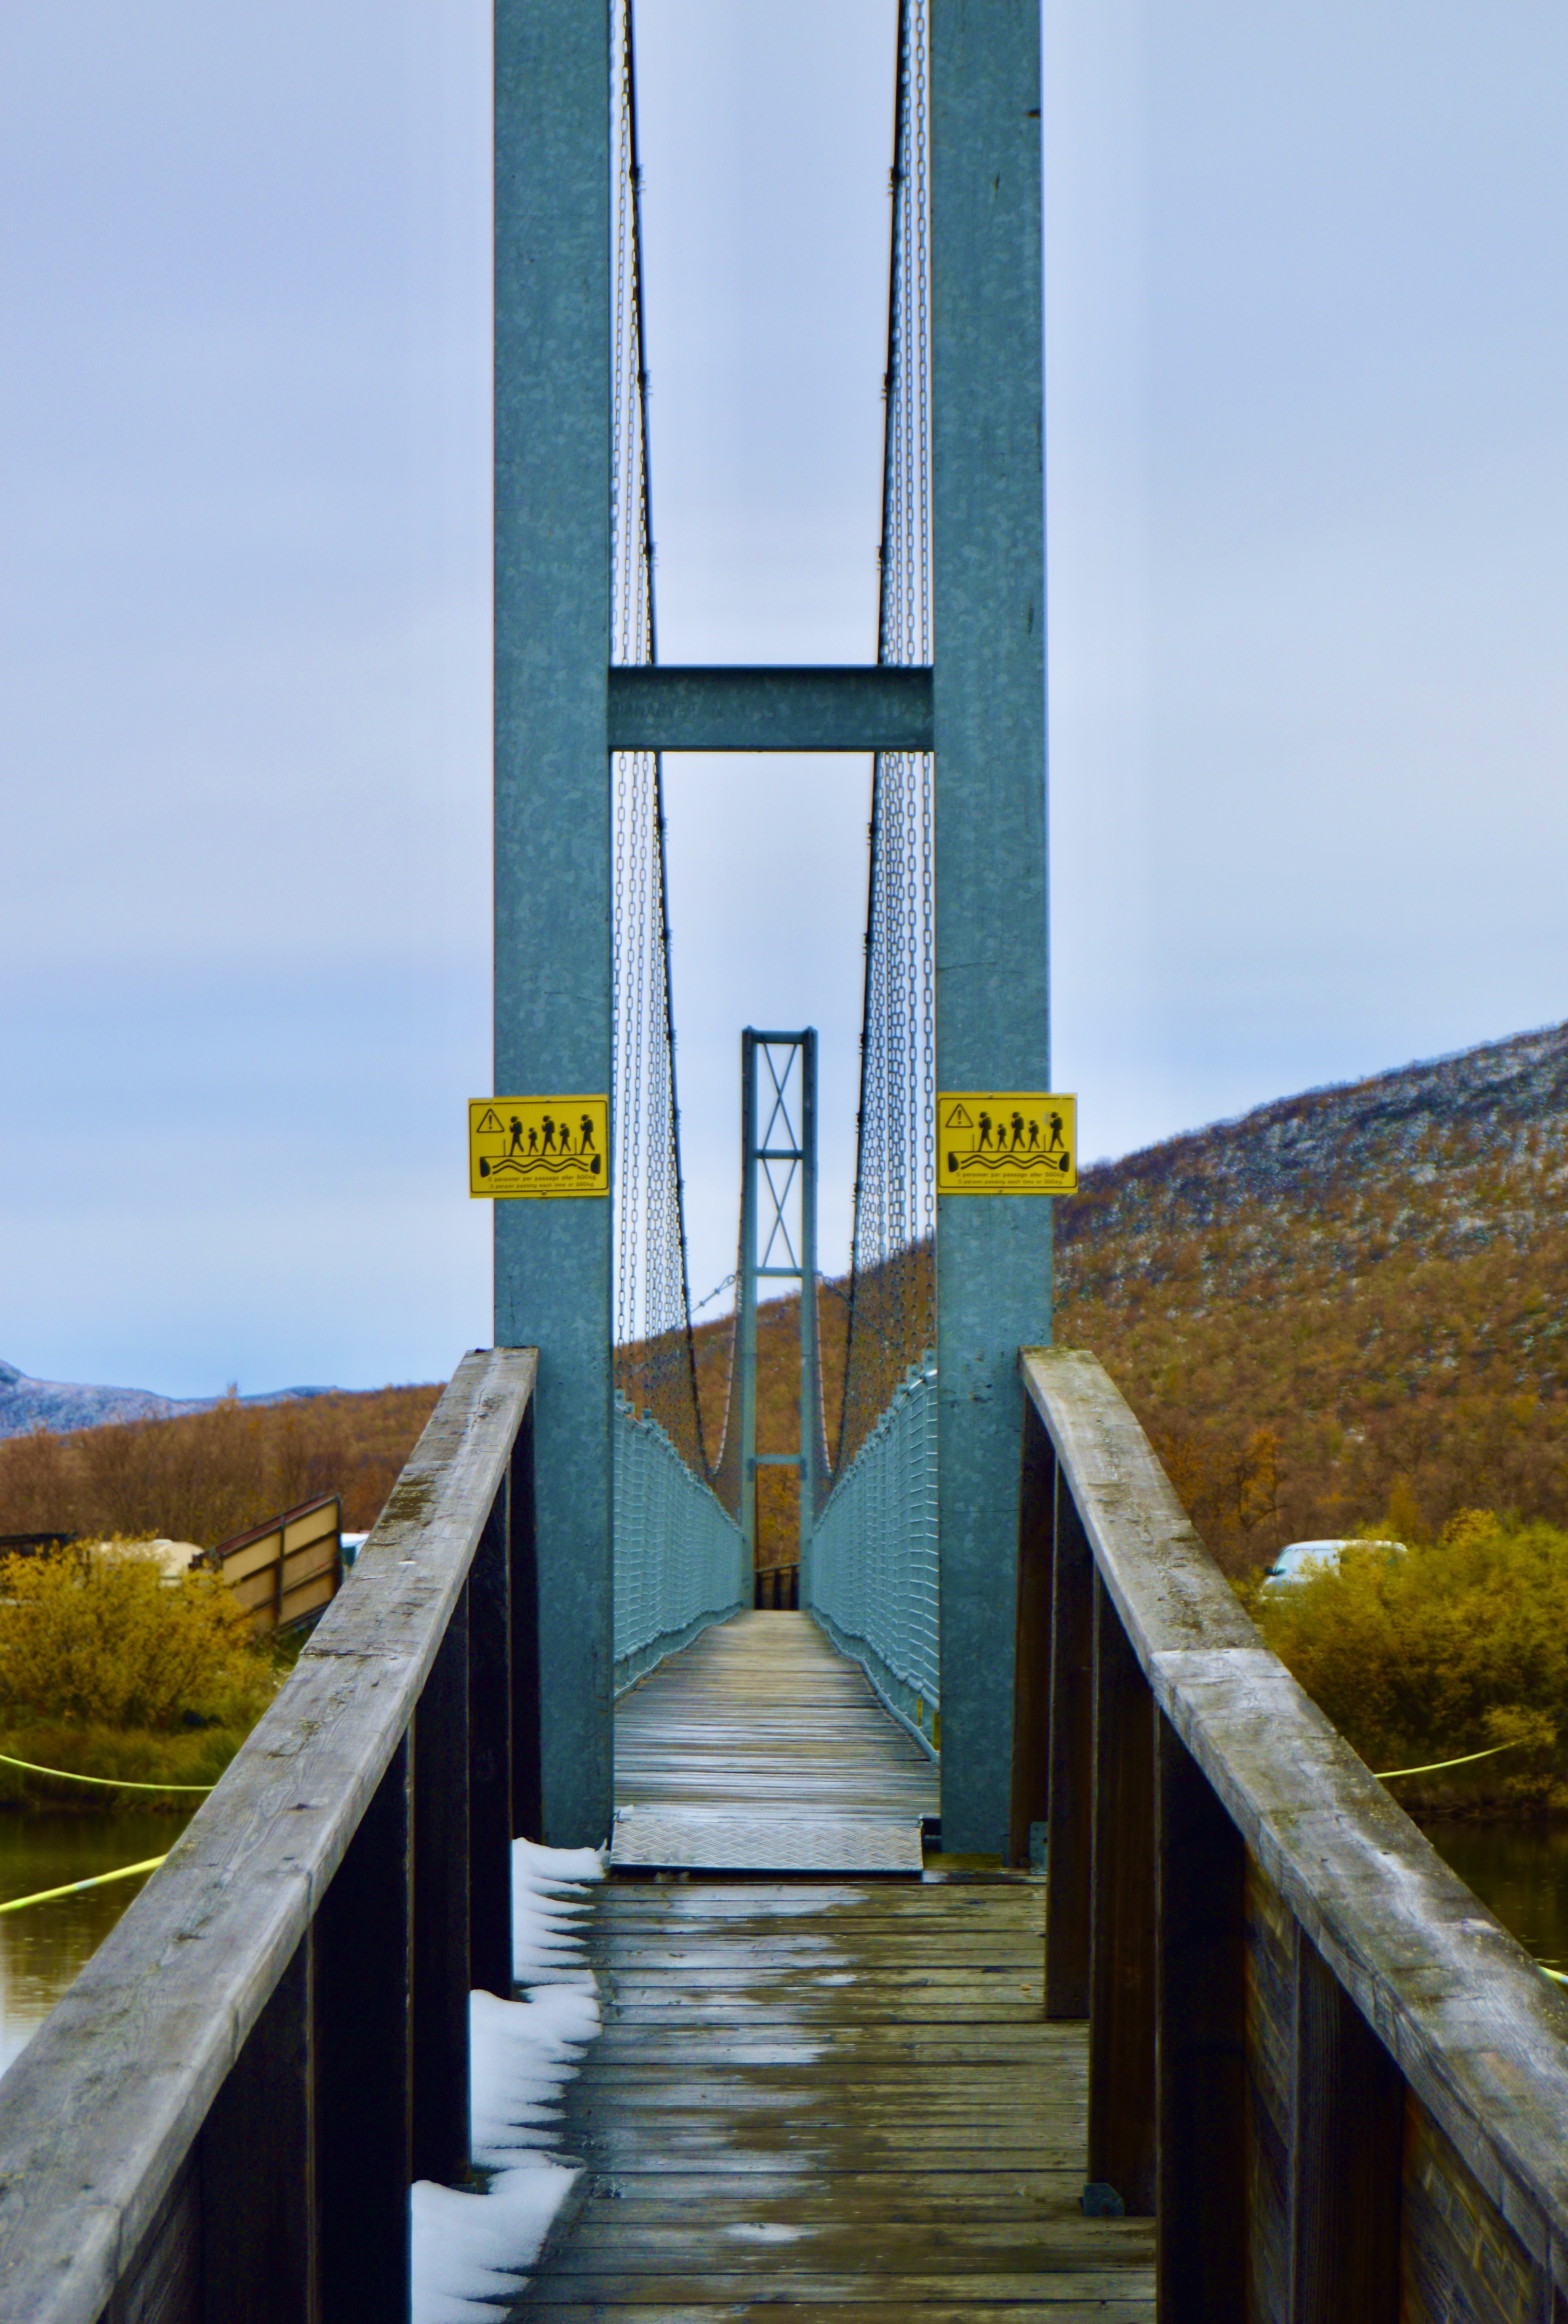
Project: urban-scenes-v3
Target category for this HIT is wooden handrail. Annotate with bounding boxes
[1015,1346,1568,2320]
[0,1347,538,2324]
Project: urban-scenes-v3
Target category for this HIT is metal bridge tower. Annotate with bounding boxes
[495,2,1048,1854]
[736,1030,823,1590]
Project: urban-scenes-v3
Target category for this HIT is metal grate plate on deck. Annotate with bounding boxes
[611,1807,924,1874]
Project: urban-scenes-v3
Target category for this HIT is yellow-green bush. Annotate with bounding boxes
[0,1542,277,1733]
[1251,1509,1568,1811]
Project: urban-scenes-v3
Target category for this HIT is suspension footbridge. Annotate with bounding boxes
[0,5,1565,2321]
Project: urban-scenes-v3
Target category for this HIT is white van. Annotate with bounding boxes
[1260,1538,1405,1594]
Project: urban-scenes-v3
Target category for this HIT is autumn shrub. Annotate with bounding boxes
[0,1543,276,1732]
[1251,1508,1568,1811]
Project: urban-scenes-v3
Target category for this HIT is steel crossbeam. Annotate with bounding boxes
[606,665,934,753]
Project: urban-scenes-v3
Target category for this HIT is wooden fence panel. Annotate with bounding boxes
[468,1480,514,1999]
[214,1495,342,1638]
[1007,1394,1054,1870]
[315,1738,413,2324]
[1044,1469,1093,2020]
[1289,1924,1403,2321]
[1245,1853,1297,2324]
[1154,1710,1246,2322]
[412,1594,472,2189]
[199,1936,315,2324]
[1087,1569,1156,2214]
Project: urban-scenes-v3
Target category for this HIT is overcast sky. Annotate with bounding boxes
[3,3,1566,1397]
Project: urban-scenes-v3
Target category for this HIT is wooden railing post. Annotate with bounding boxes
[413,1590,471,2186]
[315,1734,414,2324]
[200,1931,316,2324]
[1155,1712,1247,2320]
[1007,1395,1054,1870]
[510,1405,544,1844]
[1088,1571,1156,2214]
[469,1476,514,1998]
[1288,1927,1403,2321]
[1045,1471,1093,2017]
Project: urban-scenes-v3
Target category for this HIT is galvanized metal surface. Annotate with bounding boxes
[613,1398,747,1697]
[811,1356,940,1754]
[734,1032,827,1574]
[493,0,613,1849]
[521,1877,1155,2315]
[606,663,934,752]
[931,0,1051,1856]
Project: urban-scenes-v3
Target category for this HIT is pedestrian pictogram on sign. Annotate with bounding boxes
[937,1093,1077,1195]
[469,1097,609,1198]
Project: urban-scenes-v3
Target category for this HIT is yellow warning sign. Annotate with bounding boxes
[469,1097,609,1199]
[938,1093,1077,1195]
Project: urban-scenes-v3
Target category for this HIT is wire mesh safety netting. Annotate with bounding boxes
[833,0,936,1476]
[611,0,708,1475]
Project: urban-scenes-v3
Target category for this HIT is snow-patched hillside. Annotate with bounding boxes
[0,1360,330,1443]
[1055,1018,1568,1569]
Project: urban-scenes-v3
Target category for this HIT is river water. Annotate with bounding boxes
[0,1811,197,2076]
[1425,1819,1568,1979]
[0,1810,1562,2079]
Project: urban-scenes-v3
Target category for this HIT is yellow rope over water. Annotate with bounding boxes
[1373,1740,1521,1781]
[0,1857,169,1916]
[0,1750,216,1794]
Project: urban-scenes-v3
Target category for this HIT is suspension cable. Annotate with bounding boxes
[611,0,709,1476]
[835,0,934,1477]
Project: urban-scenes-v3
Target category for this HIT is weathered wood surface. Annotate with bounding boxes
[1153,1707,1246,2320]
[0,1348,536,2324]
[1006,1397,1053,1869]
[525,1609,1146,2316]
[615,1612,937,1824]
[1088,1572,1156,2215]
[1023,1347,1568,2308]
[523,1878,1154,2321]
[1044,1476,1092,2019]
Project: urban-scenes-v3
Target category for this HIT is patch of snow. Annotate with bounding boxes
[410,1838,605,2324]
[469,1986,600,2160]
[513,1834,603,1986]
[412,2165,579,2324]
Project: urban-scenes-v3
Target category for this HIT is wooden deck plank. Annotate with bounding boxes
[516,1614,1150,2316]
[612,1614,939,1829]
[570,2142,1090,2170]
[524,2309,1150,2323]
[523,2272,1153,2302]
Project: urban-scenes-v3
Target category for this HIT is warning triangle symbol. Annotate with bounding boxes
[476,1107,504,1134]
[945,1104,972,1129]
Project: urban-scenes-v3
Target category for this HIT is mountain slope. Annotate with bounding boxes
[0,1361,332,1443]
[1055,1020,1568,1574]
